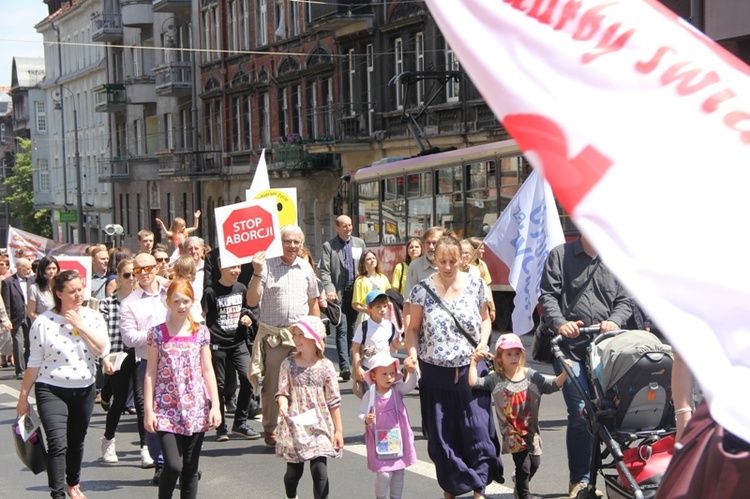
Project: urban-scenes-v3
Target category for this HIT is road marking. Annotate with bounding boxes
[0,383,34,409]
[346,443,513,495]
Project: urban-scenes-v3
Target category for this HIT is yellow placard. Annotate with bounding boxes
[254,189,298,228]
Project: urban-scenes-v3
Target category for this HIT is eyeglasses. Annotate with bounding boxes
[121,272,133,279]
[132,266,155,275]
[155,257,169,263]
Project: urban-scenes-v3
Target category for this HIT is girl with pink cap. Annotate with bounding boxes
[358,352,419,499]
[276,315,343,499]
[469,334,570,499]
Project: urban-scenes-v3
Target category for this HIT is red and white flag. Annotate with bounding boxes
[426,0,750,441]
[483,170,564,336]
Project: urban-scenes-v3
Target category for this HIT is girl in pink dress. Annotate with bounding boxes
[144,279,221,499]
[358,352,419,499]
[276,315,343,499]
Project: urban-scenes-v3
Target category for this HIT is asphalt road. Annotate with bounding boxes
[0,332,577,498]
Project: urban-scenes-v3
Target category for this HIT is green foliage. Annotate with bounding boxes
[3,138,51,238]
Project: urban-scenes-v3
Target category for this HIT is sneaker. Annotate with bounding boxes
[225,401,237,414]
[101,437,118,463]
[232,423,261,439]
[152,467,162,485]
[340,369,351,381]
[569,482,603,498]
[140,447,155,469]
[216,430,229,442]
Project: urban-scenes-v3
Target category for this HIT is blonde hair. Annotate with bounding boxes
[172,254,197,282]
[493,348,527,378]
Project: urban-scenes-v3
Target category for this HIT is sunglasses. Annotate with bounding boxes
[155,257,169,263]
[121,272,133,279]
[132,266,155,275]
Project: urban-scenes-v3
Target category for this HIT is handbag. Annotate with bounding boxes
[533,259,602,363]
[654,404,750,499]
[12,422,47,475]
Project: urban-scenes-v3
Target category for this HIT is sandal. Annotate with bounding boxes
[66,484,87,499]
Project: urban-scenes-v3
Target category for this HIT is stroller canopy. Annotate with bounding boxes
[596,330,673,392]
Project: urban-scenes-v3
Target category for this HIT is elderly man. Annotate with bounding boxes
[121,252,168,481]
[247,225,320,447]
[1,257,33,379]
[539,235,631,498]
[318,215,365,380]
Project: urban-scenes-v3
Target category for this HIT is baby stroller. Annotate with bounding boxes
[551,328,675,499]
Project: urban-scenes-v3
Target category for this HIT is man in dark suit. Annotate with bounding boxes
[319,215,366,380]
[1,258,33,379]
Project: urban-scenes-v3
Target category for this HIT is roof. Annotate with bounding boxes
[11,58,46,89]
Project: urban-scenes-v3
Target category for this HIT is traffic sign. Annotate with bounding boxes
[216,198,281,267]
[60,211,77,223]
[56,256,93,300]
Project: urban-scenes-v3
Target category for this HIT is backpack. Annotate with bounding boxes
[361,319,398,347]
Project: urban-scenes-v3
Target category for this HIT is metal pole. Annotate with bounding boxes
[73,109,85,244]
[51,22,69,242]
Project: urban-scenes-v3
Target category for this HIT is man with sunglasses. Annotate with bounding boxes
[120,253,168,484]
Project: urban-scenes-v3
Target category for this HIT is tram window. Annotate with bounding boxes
[407,172,432,199]
[382,176,406,244]
[436,166,464,236]
[358,181,380,244]
[466,161,498,238]
[407,197,432,238]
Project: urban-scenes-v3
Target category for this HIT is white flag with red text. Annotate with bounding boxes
[425,0,750,442]
[483,170,565,336]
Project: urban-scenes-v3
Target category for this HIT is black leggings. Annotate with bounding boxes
[284,457,329,499]
[157,432,204,499]
[512,449,541,499]
[35,383,96,499]
[104,352,145,444]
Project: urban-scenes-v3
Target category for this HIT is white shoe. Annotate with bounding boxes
[101,437,118,464]
[140,446,155,469]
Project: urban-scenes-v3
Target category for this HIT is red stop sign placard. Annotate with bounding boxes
[223,204,276,259]
[56,256,93,299]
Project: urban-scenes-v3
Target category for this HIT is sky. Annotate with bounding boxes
[0,2,49,88]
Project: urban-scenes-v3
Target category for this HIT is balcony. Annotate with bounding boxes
[121,0,153,27]
[91,12,123,42]
[124,75,156,104]
[94,84,126,113]
[271,141,335,170]
[154,61,192,97]
[152,0,191,14]
[307,0,373,35]
[97,158,129,182]
[158,150,223,178]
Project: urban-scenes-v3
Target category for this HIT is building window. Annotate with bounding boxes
[323,78,334,137]
[202,10,211,63]
[181,109,191,149]
[244,95,253,150]
[38,158,50,191]
[292,84,301,135]
[394,38,404,109]
[137,193,144,232]
[239,0,249,50]
[232,97,241,151]
[134,119,143,155]
[165,113,174,149]
[204,101,214,149]
[258,0,268,46]
[212,5,220,58]
[35,101,47,133]
[291,0,299,36]
[446,43,460,102]
[415,32,425,105]
[306,81,318,139]
[259,92,270,147]
[228,0,237,52]
[278,87,288,137]
[347,48,356,116]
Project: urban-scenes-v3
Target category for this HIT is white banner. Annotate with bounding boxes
[7,226,89,268]
[483,170,564,335]
[426,0,750,441]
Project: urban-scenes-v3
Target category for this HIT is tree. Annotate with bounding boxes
[3,138,51,238]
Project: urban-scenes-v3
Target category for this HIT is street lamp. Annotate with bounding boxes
[53,86,85,244]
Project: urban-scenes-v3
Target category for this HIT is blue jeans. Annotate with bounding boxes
[554,356,592,484]
[139,360,163,467]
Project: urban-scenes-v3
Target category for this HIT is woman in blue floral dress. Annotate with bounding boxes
[144,279,221,499]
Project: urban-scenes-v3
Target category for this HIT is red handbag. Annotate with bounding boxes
[618,434,674,488]
[655,404,750,499]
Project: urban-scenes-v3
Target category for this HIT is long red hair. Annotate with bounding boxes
[167,279,200,334]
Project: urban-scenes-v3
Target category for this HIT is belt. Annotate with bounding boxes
[344,285,353,291]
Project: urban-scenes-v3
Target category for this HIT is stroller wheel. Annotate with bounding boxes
[576,486,602,499]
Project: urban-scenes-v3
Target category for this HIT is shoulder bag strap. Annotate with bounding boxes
[416,282,478,349]
[562,258,603,317]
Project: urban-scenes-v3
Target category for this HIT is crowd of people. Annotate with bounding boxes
[2,216,698,499]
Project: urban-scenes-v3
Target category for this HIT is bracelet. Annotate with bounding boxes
[674,407,693,415]
[252,273,262,279]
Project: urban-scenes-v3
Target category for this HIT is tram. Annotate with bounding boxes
[349,139,575,330]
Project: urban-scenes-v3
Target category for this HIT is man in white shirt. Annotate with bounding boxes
[120,253,168,482]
